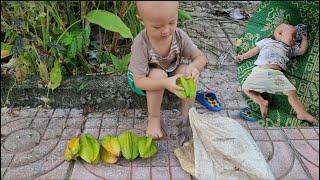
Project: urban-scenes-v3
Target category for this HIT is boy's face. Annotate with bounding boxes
[136,2,179,41]
[274,24,297,46]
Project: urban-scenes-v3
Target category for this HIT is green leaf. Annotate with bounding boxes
[76,33,83,53]
[61,33,73,46]
[110,53,131,73]
[101,135,120,157]
[79,133,100,164]
[83,21,91,47]
[67,40,77,59]
[64,148,73,161]
[1,42,12,51]
[118,131,139,161]
[86,10,133,39]
[64,136,80,161]
[177,77,196,99]
[49,61,62,90]
[138,136,157,159]
[178,9,192,22]
[78,82,89,92]
[38,62,49,84]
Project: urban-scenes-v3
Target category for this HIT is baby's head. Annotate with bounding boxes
[274,23,297,46]
[136,1,179,41]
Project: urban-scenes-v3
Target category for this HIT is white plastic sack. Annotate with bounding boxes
[186,107,275,180]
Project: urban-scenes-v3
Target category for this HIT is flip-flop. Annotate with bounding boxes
[240,107,257,122]
[196,90,223,112]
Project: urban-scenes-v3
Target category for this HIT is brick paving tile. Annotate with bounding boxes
[151,167,170,180]
[281,158,309,180]
[52,108,70,118]
[291,140,319,166]
[250,130,270,140]
[1,1,319,180]
[131,166,151,180]
[283,128,304,139]
[35,161,69,180]
[171,166,192,180]
[300,158,319,180]
[267,141,295,178]
[267,129,287,141]
[299,128,319,139]
[71,162,102,180]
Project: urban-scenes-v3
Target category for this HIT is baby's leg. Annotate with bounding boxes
[243,89,269,118]
[283,90,316,124]
[146,68,168,139]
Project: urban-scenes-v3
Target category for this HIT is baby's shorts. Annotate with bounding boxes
[242,66,296,95]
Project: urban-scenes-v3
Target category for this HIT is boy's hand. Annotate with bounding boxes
[235,54,245,63]
[165,74,185,96]
[184,65,200,81]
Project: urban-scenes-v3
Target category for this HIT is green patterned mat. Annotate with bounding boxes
[236,1,319,127]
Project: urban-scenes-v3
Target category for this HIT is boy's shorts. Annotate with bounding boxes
[127,70,146,96]
[127,69,174,96]
[242,66,296,95]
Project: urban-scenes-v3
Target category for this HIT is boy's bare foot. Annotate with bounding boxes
[259,100,269,118]
[146,118,164,140]
[297,113,317,124]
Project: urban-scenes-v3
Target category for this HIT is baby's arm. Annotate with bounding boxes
[186,49,208,80]
[297,34,308,55]
[235,46,260,62]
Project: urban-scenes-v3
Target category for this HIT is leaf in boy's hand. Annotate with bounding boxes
[177,77,197,99]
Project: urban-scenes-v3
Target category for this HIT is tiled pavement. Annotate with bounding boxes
[1,107,319,180]
[1,1,319,180]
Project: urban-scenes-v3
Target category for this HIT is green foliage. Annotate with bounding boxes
[1,42,12,51]
[1,1,192,96]
[86,10,133,39]
[138,136,157,159]
[178,9,192,22]
[64,131,158,165]
[118,131,139,161]
[100,135,121,164]
[109,53,131,74]
[49,61,62,90]
[64,137,80,161]
[78,82,90,92]
[79,133,100,164]
[177,77,197,99]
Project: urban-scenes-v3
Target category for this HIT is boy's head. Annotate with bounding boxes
[136,1,179,41]
[274,23,297,46]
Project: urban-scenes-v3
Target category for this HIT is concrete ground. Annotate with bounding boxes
[1,1,319,180]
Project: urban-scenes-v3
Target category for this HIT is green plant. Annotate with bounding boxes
[118,131,139,161]
[177,77,197,99]
[78,82,90,92]
[178,9,192,22]
[100,135,121,164]
[64,131,158,164]
[109,53,131,75]
[138,136,157,159]
[64,137,80,161]
[78,133,100,164]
